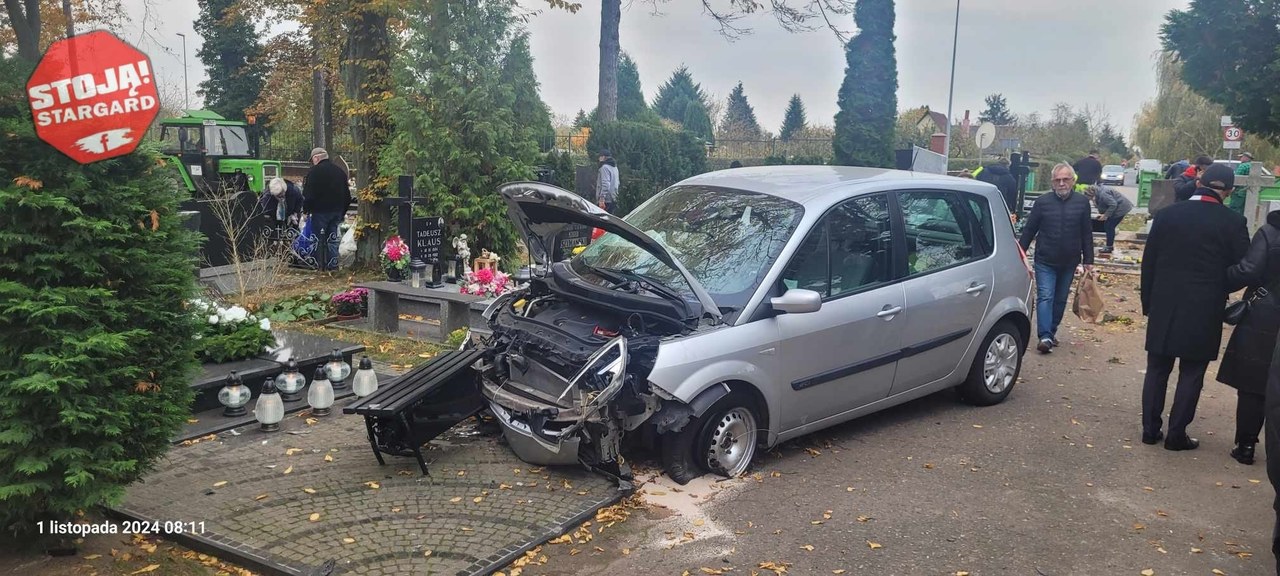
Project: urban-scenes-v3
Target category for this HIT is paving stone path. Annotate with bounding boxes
[114,405,624,576]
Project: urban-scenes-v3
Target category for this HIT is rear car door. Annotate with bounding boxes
[889,190,996,396]
[773,193,905,433]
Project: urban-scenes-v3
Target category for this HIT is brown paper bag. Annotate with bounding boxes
[1072,270,1105,323]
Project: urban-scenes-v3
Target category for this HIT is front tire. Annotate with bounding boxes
[661,391,761,484]
[959,320,1023,406]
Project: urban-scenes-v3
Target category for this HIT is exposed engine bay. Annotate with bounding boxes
[471,267,690,489]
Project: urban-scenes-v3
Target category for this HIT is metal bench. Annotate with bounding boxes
[343,349,483,474]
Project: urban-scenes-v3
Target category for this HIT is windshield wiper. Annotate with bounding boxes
[601,268,685,302]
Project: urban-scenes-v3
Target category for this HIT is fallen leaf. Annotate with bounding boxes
[857,516,871,522]
[342,538,355,544]
[255,493,269,501]
[867,541,882,549]
[956,573,969,576]
[569,548,580,556]
[302,487,317,494]
[284,465,293,475]
[129,565,159,575]
[1212,570,1226,575]
[473,496,484,503]
[693,519,705,527]
[84,554,102,560]
[324,454,334,462]
[846,486,854,492]
[1133,523,1145,531]
[185,419,199,424]
[418,352,433,358]
[834,571,848,575]
[1141,570,1154,576]
[365,481,380,489]
[423,550,433,557]
[924,463,935,469]
[801,544,814,552]
[458,471,466,476]
[1249,479,1262,484]
[972,425,983,428]
[805,447,821,456]
[1143,486,1154,492]
[1191,548,1202,553]
[285,448,303,455]
[305,418,318,426]
[450,497,463,503]
[212,481,228,488]
[461,527,473,532]
[309,513,321,522]
[391,507,402,513]
[823,510,832,520]
[700,568,723,575]
[1156,510,1169,517]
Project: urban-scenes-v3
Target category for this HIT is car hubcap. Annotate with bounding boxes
[983,334,1019,394]
[707,407,756,477]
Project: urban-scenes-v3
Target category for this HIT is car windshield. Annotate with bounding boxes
[1103,165,1122,172]
[571,185,804,311]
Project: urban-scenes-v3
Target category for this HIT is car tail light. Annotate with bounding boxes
[593,326,618,338]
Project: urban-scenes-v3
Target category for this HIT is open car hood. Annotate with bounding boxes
[499,181,722,323]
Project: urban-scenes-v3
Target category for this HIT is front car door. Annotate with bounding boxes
[890,189,996,396]
[773,193,905,434]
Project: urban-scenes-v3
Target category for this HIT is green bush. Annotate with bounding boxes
[0,57,201,540]
[259,290,332,322]
[190,300,277,363]
[586,122,707,215]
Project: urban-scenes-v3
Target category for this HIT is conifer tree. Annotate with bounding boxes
[380,0,538,259]
[653,66,710,121]
[617,53,661,125]
[833,0,898,167]
[502,33,556,151]
[779,94,808,141]
[720,81,762,140]
[682,100,715,144]
[194,0,265,120]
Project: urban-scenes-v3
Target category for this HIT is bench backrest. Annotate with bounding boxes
[343,349,482,417]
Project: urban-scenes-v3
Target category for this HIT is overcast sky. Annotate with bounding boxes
[122,0,1189,137]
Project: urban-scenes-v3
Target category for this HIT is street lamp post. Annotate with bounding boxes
[943,0,960,167]
[176,32,189,110]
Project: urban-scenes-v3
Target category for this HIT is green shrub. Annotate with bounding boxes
[446,328,470,348]
[0,57,201,540]
[586,122,707,215]
[190,300,277,363]
[259,290,332,322]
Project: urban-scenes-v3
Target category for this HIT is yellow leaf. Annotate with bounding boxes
[83,554,102,560]
[418,352,433,358]
[622,548,631,555]
[255,493,269,501]
[1249,479,1262,484]
[1142,486,1154,492]
[867,541,882,549]
[324,454,334,462]
[857,516,871,522]
[284,465,293,475]
[955,573,969,576]
[343,538,355,544]
[285,448,303,455]
[186,419,199,424]
[1156,510,1168,517]
[309,513,321,522]
[303,487,316,494]
[972,424,983,428]
[365,481,380,489]
[823,510,833,519]
[700,569,723,575]
[569,548,580,556]
[693,519,705,527]
[846,487,854,492]
[549,534,572,545]
[1212,570,1226,575]
[458,470,466,476]
[1141,570,1154,576]
[473,496,484,503]
[423,550,433,557]
[130,565,160,575]
[801,544,814,552]
[834,571,847,575]
[1133,523,1145,530]
[306,418,318,426]
[450,497,463,503]
[212,481,228,487]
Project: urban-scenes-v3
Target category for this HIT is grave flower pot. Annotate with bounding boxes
[386,266,405,282]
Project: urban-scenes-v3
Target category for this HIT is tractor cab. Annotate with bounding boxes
[159,110,282,198]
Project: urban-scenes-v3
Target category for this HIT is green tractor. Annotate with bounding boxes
[159,109,283,196]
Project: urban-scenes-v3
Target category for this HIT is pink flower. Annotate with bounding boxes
[474,268,494,284]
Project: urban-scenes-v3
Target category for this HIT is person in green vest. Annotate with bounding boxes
[1227,152,1253,215]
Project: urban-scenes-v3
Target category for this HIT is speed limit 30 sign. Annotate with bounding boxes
[1224,125,1244,150]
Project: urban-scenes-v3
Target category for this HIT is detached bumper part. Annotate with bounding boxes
[489,403,582,466]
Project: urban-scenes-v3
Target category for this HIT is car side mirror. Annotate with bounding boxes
[770,288,822,314]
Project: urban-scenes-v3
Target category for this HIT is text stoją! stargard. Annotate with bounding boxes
[28,61,157,127]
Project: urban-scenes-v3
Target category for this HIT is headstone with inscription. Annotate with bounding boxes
[551,223,594,262]
[411,216,444,264]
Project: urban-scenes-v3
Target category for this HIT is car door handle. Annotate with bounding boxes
[876,305,903,318]
[966,283,988,294]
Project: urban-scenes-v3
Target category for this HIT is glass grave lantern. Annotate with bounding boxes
[274,358,306,402]
[254,378,284,432]
[352,355,378,398]
[324,349,351,391]
[410,259,426,288]
[308,366,335,416]
[218,371,252,417]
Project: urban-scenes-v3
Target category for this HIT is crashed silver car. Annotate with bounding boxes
[458,166,1032,486]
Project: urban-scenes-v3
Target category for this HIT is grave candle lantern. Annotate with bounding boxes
[274,358,306,402]
[254,378,284,432]
[324,349,351,390]
[308,366,334,416]
[410,259,426,288]
[352,355,378,398]
[218,370,252,417]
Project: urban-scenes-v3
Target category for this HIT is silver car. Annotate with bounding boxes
[442,166,1033,486]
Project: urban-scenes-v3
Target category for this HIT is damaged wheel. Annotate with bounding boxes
[661,391,760,484]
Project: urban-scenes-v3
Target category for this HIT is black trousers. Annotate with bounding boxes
[1237,390,1266,445]
[1141,353,1210,438]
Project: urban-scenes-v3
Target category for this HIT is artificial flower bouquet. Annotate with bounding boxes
[381,234,410,272]
[190,299,276,363]
[459,267,511,298]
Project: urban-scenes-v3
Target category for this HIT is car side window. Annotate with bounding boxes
[828,194,893,297]
[899,191,976,275]
[965,194,994,258]
[780,222,830,296]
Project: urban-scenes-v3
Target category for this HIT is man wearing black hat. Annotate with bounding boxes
[596,149,619,213]
[1140,163,1250,451]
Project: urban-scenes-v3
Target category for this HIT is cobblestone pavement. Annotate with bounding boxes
[114,404,624,576]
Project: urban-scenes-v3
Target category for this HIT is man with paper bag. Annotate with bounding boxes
[1072,270,1105,323]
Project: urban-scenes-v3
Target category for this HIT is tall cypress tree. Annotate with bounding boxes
[682,100,715,145]
[833,0,898,167]
[501,33,556,151]
[720,81,762,140]
[653,66,710,121]
[194,0,265,120]
[779,94,808,141]
[380,0,538,259]
[617,52,661,124]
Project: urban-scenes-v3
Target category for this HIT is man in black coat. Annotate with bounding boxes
[1019,163,1095,354]
[1140,163,1251,450]
[1073,150,1103,186]
[1173,155,1214,202]
[303,147,352,271]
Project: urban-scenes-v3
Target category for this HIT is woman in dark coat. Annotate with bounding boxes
[1222,210,1280,464]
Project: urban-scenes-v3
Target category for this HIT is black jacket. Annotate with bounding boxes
[1219,211,1280,393]
[1173,172,1199,202]
[1073,155,1103,186]
[1018,191,1095,268]
[258,179,305,223]
[303,159,352,214]
[1140,189,1250,361]
[975,164,1018,213]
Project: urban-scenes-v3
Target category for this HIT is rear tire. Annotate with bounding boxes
[661,391,761,485]
[959,320,1023,406]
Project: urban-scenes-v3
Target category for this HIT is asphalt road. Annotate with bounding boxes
[527,274,1273,576]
